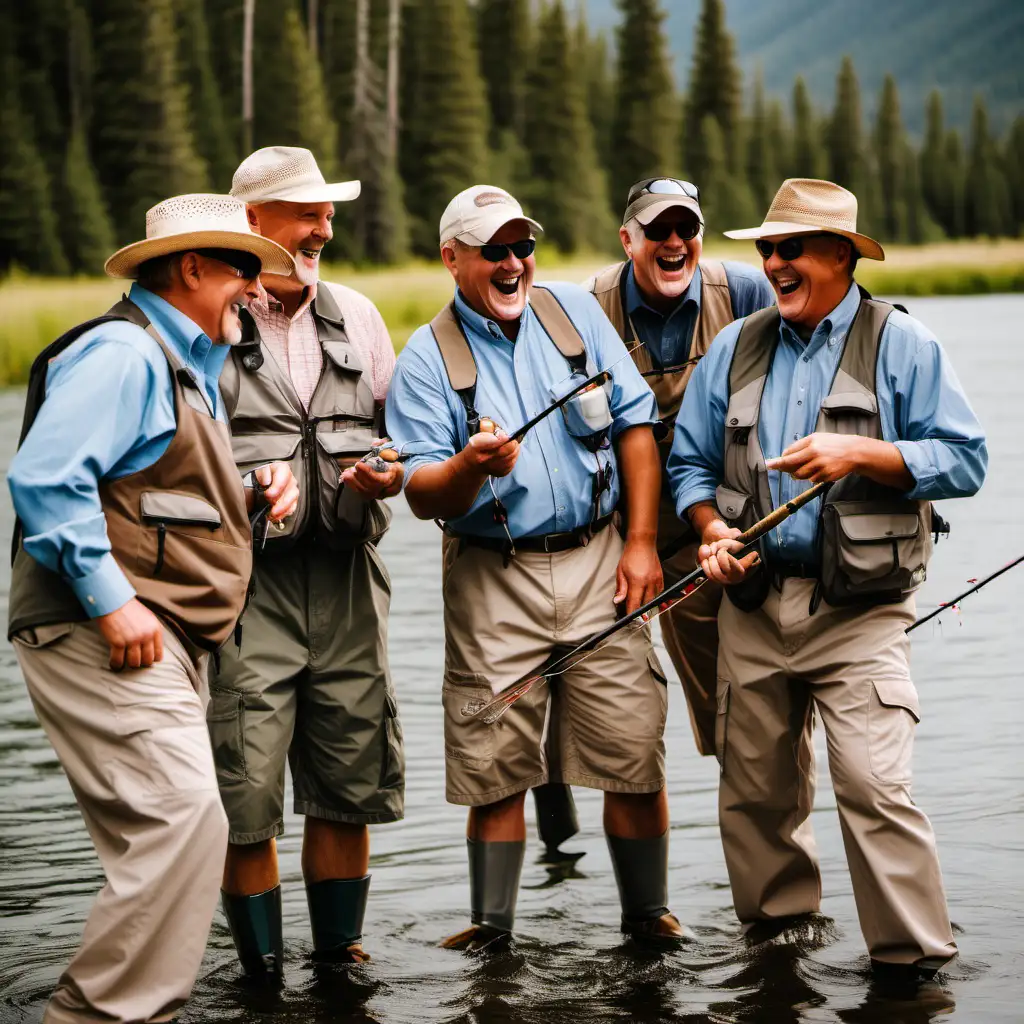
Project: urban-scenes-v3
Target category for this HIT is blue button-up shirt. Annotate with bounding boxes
[625,260,775,368]
[667,282,988,564]
[386,283,659,539]
[7,284,230,617]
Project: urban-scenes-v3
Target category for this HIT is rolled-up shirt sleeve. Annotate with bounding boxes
[7,340,162,617]
[667,321,739,519]
[880,317,988,501]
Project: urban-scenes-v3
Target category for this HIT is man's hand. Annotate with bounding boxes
[95,598,164,671]
[254,462,299,522]
[698,518,759,585]
[461,430,520,479]
[614,536,664,616]
[340,459,404,500]
[766,433,914,490]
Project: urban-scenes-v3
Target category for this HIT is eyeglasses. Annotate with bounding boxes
[194,247,262,280]
[641,219,700,243]
[627,177,701,206]
[754,234,831,262]
[478,239,536,263]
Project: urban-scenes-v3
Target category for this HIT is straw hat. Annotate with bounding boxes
[724,178,884,261]
[231,146,360,204]
[104,194,296,279]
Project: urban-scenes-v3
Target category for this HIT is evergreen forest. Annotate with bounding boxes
[2,0,1022,277]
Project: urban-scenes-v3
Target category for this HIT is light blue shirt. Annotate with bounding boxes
[7,283,230,617]
[625,260,776,368]
[667,282,988,564]
[386,283,659,539]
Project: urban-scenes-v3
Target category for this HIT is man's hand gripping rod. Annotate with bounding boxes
[462,481,829,724]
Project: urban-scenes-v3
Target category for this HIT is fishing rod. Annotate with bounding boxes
[463,480,829,724]
[640,355,701,378]
[505,368,611,443]
[906,552,1024,634]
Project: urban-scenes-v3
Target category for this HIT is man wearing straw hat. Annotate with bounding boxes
[668,178,987,985]
[7,194,298,1023]
[210,146,405,977]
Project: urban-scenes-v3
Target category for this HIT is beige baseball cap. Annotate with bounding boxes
[439,185,543,246]
[623,176,703,228]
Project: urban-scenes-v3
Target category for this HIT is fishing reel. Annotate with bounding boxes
[358,440,402,474]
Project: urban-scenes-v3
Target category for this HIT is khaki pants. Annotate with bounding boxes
[13,620,228,1023]
[716,578,957,966]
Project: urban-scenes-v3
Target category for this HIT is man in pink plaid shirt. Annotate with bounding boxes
[209,147,405,980]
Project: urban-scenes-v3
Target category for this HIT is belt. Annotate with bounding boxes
[449,513,615,555]
[770,560,820,580]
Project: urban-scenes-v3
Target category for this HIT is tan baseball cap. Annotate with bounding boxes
[439,185,543,246]
[623,177,703,228]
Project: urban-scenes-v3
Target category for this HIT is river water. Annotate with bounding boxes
[0,295,1021,1023]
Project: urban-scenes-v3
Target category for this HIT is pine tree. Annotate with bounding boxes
[920,90,952,234]
[521,0,613,253]
[91,0,209,241]
[698,115,757,233]
[827,56,866,192]
[476,0,530,146]
[203,0,246,152]
[61,127,118,274]
[399,0,490,255]
[965,94,1012,237]
[745,70,777,213]
[1002,115,1024,235]
[900,144,943,244]
[873,75,907,241]
[610,0,677,208]
[682,0,742,183]
[319,0,357,151]
[791,77,826,179]
[764,98,791,203]
[577,15,615,179]
[943,129,967,238]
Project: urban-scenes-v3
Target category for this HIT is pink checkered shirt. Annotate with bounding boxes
[249,280,396,408]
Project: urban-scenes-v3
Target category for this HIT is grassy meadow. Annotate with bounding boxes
[1,238,1022,388]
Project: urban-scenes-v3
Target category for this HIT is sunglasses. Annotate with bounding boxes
[641,219,700,243]
[478,238,536,263]
[754,234,831,262]
[194,247,262,280]
[627,177,701,205]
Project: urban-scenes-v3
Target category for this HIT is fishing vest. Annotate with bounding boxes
[429,286,613,532]
[221,281,390,552]
[717,288,933,611]
[8,298,252,655]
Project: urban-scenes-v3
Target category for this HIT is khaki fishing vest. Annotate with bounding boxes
[8,299,252,655]
[718,290,932,610]
[220,281,390,552]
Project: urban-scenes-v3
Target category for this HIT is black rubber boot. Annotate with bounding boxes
[441,839,525,951]
[306,875,371,963]
[221,886,284,981]
[607,831,692,946]
[532,784,583,862]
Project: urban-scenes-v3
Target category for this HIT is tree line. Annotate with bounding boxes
[1,0,1022,277]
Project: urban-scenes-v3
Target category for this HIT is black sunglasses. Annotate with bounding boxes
[193,247,263,279]
[627,177,701,206]
[754,234,832,262]
[478,238,536,263]
[641,219,700,243]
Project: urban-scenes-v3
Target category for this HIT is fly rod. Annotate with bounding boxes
[907,552,1024,633]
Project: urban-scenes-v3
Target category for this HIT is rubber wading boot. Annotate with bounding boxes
[533,784,584,863]
[306,875,372,963]
[606,832,693,947]
[440,838,525,952]
[221,886,284,981]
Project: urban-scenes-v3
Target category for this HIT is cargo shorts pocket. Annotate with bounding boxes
[441,670,495,770]
[207,687,247,782]
[715,680,731,777]
[378,691,404,790]
[867,678,920,784]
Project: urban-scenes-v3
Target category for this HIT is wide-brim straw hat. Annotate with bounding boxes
[231,146,361,204]
[104,193,296,279]
[724,178,885,261]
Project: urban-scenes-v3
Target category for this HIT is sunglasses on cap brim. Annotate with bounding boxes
[193,247,263,279]
[626,177,701,205]
[754,233,845,262]
[477,238,536,263]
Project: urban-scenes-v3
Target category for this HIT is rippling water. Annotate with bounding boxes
[1,295,1022,1022]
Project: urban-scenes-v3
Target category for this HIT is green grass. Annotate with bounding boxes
[1,241,1022,387]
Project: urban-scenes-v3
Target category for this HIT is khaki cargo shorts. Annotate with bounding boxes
[441,524,668,806]
[209,542,404,843]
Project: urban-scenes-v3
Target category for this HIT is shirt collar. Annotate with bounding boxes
[779,281,861,353]
[453,288,518,342]
[250,278,317,322]
[625,261,702,319]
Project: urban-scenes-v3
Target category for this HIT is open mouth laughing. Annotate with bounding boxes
[493,273,521,296]
[655,253,687,273]
[773,272,802,296]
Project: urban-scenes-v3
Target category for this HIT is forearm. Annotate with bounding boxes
[687,500,724,539]
[615,425,659,540]
[856,438,915,491]
[404,453,489,521]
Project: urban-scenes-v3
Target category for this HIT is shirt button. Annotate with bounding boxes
[802,356,809,363]
[87,596,95,605]
[793,434,799,440]
[797,400,803,406]
[557,506,565,512]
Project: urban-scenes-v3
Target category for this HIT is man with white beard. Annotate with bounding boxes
[210,147,406,979]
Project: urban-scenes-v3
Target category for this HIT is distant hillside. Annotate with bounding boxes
[584,0,1024,133]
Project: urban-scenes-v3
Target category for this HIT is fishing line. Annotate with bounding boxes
[906,552,1024,633]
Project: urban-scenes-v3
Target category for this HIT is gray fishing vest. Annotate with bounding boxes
[220,282,390,552]
[718,289,932,610]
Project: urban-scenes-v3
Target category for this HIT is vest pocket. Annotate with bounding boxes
[140,492,222,576]
[317,428,391,549]
[230,433,307,547]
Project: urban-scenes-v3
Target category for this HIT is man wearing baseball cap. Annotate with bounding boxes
[583,177,774,765]
[668,178,987,986]
[7,194,299,1022]
[210,146,406,977]
[386,184,686,950]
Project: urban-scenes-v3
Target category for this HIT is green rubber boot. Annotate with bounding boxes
[221,885,284,981]
[306,875,372,963]
[441,839,525,951]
